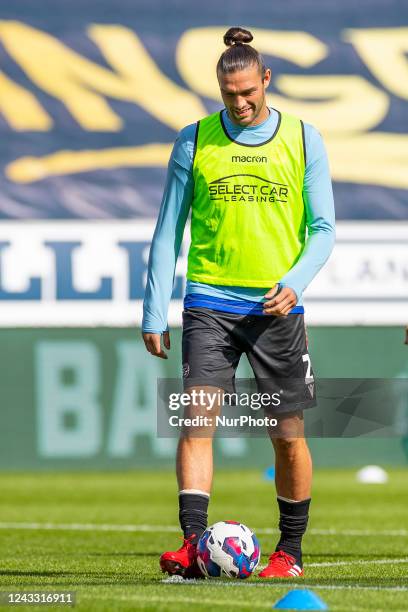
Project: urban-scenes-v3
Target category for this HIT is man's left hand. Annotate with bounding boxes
[263,284,298,316]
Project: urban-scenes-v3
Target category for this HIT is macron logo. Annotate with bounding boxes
[232,155,267,163]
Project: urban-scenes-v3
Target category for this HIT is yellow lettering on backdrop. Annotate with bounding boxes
[176,26,389,133]
[177,26,328,74]
[326,133,408,190]
[344,28,408,100]
[1,23,407,190]
[6,134,407,189]
[275,76,388,133]
[0,71,52,130]
[0,21,205,131]
[5,144,173,183]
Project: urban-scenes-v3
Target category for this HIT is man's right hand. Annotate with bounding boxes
[142,331,171,359]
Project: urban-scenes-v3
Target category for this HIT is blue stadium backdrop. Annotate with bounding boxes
[0,0,407,467]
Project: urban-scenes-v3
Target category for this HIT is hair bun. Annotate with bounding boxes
[223,27,253,47]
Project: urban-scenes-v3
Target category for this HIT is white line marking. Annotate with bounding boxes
[2,521,405,572]
[259,527,408,537]
[308,557,408,568]
[159,579,408,592]
[257,558,408,571]
[0,522,179,533]
[0,522,406,538]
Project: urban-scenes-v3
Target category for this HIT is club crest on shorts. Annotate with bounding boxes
[182,362,190,378]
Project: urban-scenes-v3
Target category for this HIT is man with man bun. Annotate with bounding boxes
[143,26,335,578]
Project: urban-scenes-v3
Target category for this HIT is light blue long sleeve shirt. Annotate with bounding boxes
[142,108,335,333]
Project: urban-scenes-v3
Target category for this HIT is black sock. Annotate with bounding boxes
[179,492,209,545]
[275,497,311,567]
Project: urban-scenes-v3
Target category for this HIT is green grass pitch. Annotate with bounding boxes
[0,469,407,611]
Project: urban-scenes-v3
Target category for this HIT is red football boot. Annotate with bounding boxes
[258,550,303,578]
[160,534,203,578]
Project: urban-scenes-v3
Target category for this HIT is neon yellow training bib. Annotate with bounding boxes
[187,110,306,287]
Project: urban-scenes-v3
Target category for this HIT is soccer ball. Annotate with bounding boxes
[196,520,261,579]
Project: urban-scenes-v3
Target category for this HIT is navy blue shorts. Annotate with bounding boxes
[182,307,316,414]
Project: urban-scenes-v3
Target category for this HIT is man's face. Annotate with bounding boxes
[218,65,271,127]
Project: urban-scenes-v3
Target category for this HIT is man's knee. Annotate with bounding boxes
[268,409,305,441]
